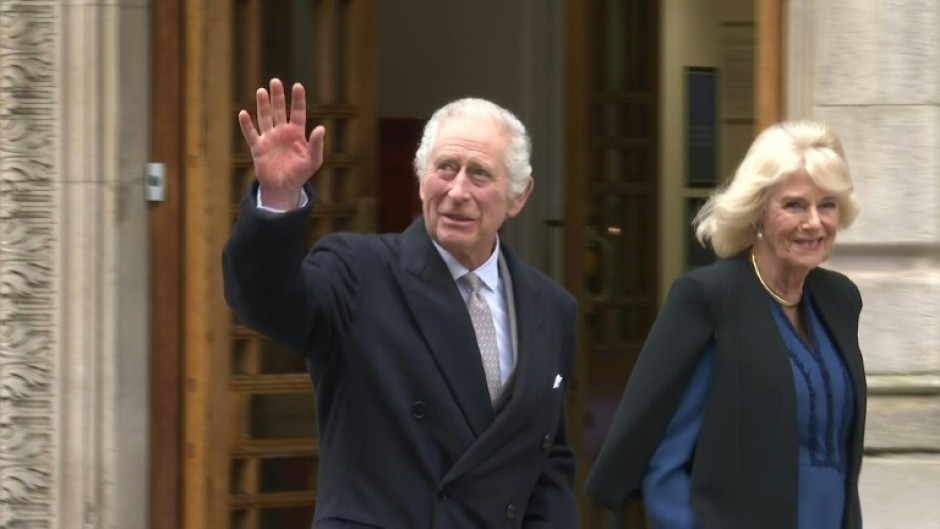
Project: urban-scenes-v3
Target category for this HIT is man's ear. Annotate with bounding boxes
[507,177,534,218]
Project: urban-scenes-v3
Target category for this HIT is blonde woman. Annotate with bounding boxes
[586,121,865,529]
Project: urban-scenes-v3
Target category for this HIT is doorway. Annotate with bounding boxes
[150,0,775,527]
[566,0,772,527]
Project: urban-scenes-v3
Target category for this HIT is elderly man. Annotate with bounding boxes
[223,78,578,528]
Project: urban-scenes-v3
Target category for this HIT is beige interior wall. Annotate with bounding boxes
[658,0,755,299]
[378,2,526,118]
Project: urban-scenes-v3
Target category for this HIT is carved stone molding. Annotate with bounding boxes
[0,2,59,528]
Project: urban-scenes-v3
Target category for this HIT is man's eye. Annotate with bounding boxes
[469,168,491,180]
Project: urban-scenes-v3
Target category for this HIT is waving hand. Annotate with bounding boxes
[237,78,325,210]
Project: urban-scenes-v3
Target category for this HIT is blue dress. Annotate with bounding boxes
[643,291,855,528]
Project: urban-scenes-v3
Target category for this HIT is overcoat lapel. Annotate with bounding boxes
[735,257,866,463]
[443,246,554,482]
[491,247,553,430]
[734,253,802,482]
[731,254,802,510]
[805,268,866,527]
[805,270,867,429]
[396,219,495,438]
[735,255,797,387]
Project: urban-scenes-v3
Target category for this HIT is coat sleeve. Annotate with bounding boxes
[585,273,715,513]
[222,183,360,360]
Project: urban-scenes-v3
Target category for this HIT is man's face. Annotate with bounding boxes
[420,116,532,269]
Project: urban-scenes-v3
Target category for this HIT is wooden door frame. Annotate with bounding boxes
[149,0,184,528]
[562,3,589,510]
[757,0,783,129]
[564,0,661,525]
[149,2,380,528]
[182,0,235,527]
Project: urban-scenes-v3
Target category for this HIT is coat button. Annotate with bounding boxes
[505,503,515,519]
[541,433,551,450]
[411,401,427,420]
[437,488,448,501]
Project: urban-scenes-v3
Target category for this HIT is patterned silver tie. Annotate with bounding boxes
[462,272,502,403]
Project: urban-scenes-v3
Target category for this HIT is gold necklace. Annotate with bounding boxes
[750,251,800,307]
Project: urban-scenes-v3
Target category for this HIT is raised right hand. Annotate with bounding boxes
[237,78,325,210]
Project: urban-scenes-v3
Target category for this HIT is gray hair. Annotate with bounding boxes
[693,120,860,258]
[413,98,532,198]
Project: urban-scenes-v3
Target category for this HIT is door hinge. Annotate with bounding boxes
[145,162,166,202]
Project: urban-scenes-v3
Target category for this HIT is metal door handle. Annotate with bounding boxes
[585,227,613,304]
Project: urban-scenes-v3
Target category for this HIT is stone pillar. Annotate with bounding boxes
[0,1,150,528]
[787,0,940,527]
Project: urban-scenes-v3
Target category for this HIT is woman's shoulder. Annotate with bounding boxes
[682,252,750,289]
[810,264,857,287]
[808,265,862,308]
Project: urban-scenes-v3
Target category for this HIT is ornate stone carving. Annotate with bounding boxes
[0,2,58,527]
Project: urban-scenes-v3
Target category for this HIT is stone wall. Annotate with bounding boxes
[788,0,940,527]
[0,1,151,528]
[0,2,60,526]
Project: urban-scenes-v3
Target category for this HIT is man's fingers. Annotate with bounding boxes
[270,78,287,126]
[308,125,326,168]
[289,83,307,129]
[237,110,260,148]
[256,87,273,132]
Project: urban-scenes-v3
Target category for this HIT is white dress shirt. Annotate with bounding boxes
[433,239,516,385]
[257,187,309,212]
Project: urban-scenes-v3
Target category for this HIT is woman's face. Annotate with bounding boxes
[759,170,840,272]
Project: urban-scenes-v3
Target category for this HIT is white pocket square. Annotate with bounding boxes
[553,374,563,389]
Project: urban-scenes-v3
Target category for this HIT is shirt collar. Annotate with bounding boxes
[432,237,501,292]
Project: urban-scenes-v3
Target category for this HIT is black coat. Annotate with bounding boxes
[223,186,578,528]
[585,252,866,529]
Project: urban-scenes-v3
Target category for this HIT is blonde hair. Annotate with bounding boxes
[693,121,859,258]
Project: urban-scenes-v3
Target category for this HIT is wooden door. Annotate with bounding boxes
[566,0,660,526]
[150,0,184,528]
[179,1,376,528]
[565,1,780,527]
